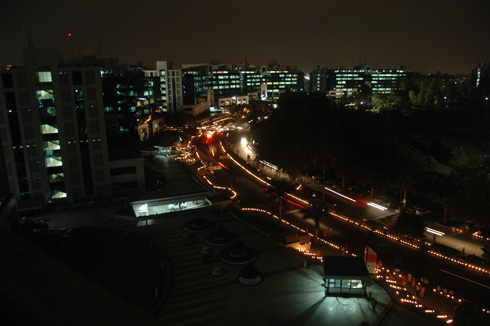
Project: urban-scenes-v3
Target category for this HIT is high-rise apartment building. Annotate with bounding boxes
[0,124,18,231]
[472,62,490,104]
[0,48,144,210]
[155,61,183,113]
[307,65,329,95]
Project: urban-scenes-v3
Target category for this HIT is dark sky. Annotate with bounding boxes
[2,0,490,74]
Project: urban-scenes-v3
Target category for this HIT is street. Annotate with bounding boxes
[189,125,490,323]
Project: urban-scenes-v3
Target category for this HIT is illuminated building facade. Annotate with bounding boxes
[0,48,144,210]
[182,64,240,105]
[260,68,304,100]
[331,67,369,95]
[307,65,329,94]
[371,68,409,94]
[155,61,183,113]
[472,62,490,105]
[182,63,304,105]
[310,65,410,98]
[0,124,18,231]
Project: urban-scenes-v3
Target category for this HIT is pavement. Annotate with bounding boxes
[13,142,488,325]
[229,137,488,261]
[34,203,443,326]
[227,138,490,325]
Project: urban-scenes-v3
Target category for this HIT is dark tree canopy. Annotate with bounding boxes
[250,92,490,226]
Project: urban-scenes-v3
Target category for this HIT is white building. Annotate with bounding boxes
[0,48,144,210]
[155,61,183,113]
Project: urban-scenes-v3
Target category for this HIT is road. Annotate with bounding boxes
[192,126,490,322]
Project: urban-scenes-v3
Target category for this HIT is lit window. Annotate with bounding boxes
[36,71,52,83]
[41,124,59,134]
[49,190,67,199]
[43,140,60,150]
[45,156,63,167]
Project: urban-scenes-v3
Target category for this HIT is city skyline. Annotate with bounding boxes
[2,0,490,74]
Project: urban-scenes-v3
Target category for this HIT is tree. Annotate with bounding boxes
[482,242,490,262]
[449,156,490,225]
[354,84,372,107]
[448,147,468,168]
[453,298,478,326]
[267,178,295,221]
[371,93,391,111]
[432,174,455,224]
[390,210,425,240]
[302,198,334,246]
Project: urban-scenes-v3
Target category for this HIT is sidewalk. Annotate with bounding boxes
[228,143,490,323]
[237,146,488,261]
[425,221,486,258]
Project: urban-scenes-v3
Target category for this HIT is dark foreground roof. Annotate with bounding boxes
[0,230,159,326]
[322,255,370,279]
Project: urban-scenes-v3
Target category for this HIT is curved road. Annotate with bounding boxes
[193,129,490,321]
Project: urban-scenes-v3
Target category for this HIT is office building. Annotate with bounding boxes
[0,48,144,211]
[0,127,18,231]
[472,62,490,104]
[182,63,304,105]
[309,65,410,98]
[307,65,329,94]
[154,61,183,113]
[260,67,304,100]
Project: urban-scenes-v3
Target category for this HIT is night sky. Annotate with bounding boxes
[2,0,490,74]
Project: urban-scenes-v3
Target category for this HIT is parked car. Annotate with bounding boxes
[415,207,430,216]
[168,202,187,211]
[406,205,430,216]
[22,219,49,233]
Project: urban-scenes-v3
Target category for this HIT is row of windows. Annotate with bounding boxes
[337,77,364,81]
[372,87,397,91]
[213,85,240,89]
[266,81,296,85]
[1,69,96,89]
[337,74,363,77]
[372,81,398,84]
[373,74,405,78]
[217,75,240,79]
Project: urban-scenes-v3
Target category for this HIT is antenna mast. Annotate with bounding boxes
[98,34,101,59]
[23,26,35,49]
[68,33,75,59]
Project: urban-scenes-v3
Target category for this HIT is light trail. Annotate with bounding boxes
[324,187,356,202]
[425,227,445,236]
[439,269,490,289]
[367,202,388,211]
[207,138,489,276]
[430,251,490,275]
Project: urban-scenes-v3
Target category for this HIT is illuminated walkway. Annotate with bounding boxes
[103,210,401,326]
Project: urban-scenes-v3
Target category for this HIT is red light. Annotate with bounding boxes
[218,162,228,170]
[68,33,72,37]
[284,197,305,209]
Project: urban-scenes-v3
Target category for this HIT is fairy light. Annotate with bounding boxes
[428,251,490,275]
[209,140,489,281]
